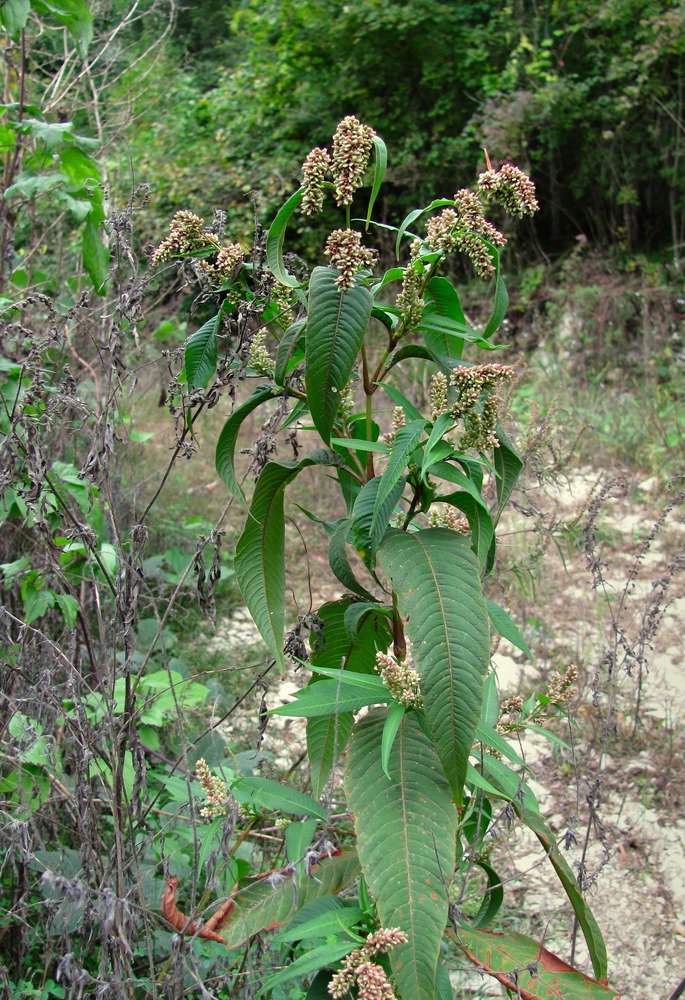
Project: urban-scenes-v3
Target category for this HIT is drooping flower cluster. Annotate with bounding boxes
[302,147,332,216]
[196,758,229,818]
[151,210,245,285]
[478,162,539,218]
[332,115,377,207]
[375,648,422,709]
[328,928,408,1000]
[383,406,406,447]
[425,207,459,254]
[325,229,377,290]
[450,363,515,450]
[453,188,506,246]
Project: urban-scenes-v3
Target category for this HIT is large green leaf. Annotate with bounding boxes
[454,927,618,998]
[231,776,327,820]
[440,490,494,568]
[371,418,425,542]
[351,476,405,570]
[328,518,378,601]
[185,314,219,390]
[306,599,392,796]
[33,0,93,55]
[379,528,490,805]
[221,848,361,949]
[234,452,337,670]
[215,385,274,506]
[0,0,30,38]
[305,266,373,444]
[346,710,458,1000]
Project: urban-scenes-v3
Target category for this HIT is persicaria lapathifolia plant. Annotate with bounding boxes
[156,117,620,1000]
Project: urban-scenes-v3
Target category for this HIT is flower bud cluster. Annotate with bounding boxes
[429,371,449,419]
[478,163,539,218]
[425,208,459,254]
[429,504,470,534]
[196,758,230,818]
[151,211,220,265]
[302,147,332,216]
[325,229,377,290]
[247,329,275,376]
[199,242,244,284]
[547,664,578,706]
[332,116,377,207]
[450,363,514,451]
[383,406,406,447]
[375,649,422,709]
[328,927,408,1000]
[396,261,424,331]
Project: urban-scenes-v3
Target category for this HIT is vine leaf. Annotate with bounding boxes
[305,266,372,444]
[215,384,274,506]
[453,927,620,999]
[234,452,338,670]
[379,528,490,805]
[346,709,458,1000]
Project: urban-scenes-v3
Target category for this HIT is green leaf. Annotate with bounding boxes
[351,476,405,569]
[435,961,452,1000]
[524,722,572,751]
[384,344,435,373]
[257,942,356,998]
[220,848,360,949]
[493,426,522,522]
[270,677,386,718]
[455,927,617,998]
[235,452,337,670]
[470,860,504,928]
[394,198,454,257]
[328,519,378,601]
[425,275,467,326]
[365,134,387,229]
[266,186,305,287]
[486,598,533,660]
[371,266,404,295]
[59,145,100,186]
[381,702,405,779]
[474,721,526,768]
[306,599,392,797]
[215,384,274,506]
[331,436,388,455]
[379,529,491,805]
[440,490,494,568]
[306,266,373,444]
[481,670,500,729]
[82,216,109,294]
[371,418,425,541]
[185,314,219,390]
[346,710,458,1000]
[478,756,608,980]
[378,382,423,421]
[231,776,326,820]
[285,818,318,864]
[274,317,306,384]
[53,592,79,628]
[273,905,363,945]
[481,242,508,339]
[343,601,389,640]
[0,0,30,38]
[23,586,55,624]
[33,0,93,55]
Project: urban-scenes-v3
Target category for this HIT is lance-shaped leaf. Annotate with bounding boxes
[481,241,508,340]
[215,385,278,507]
[346,710,458,1000]
[274,318,306,385]
[221,849,361,949]
[370,418,425,542]
[493,426,523,523]
[351,476,405,570]
[379,528,490,805]
[328,518,378,601]
[266,186,306,287]
[305,266,373,444]
[235,452,337,670]
[185,314,219,390]
[453,928,619,999]
[306,598,391,797]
